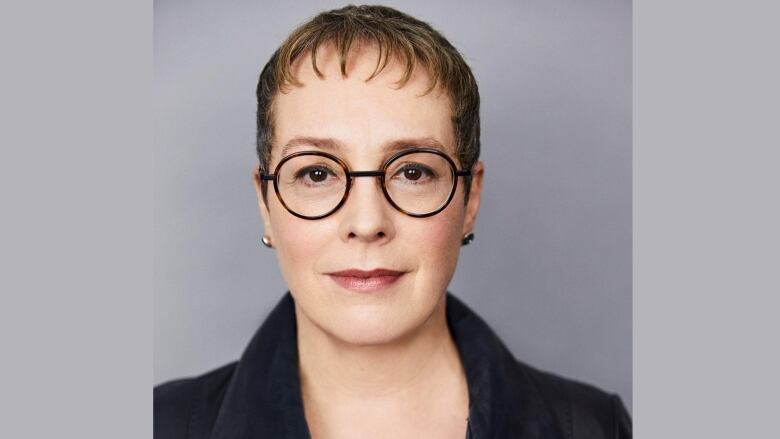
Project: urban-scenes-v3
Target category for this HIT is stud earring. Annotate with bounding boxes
[261,235,273,248]
[461,232,475,246]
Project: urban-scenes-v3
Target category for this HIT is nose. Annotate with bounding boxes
[337,176,396,245]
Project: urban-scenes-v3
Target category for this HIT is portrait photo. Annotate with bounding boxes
[154,1,632,437]
[7,0,780,437]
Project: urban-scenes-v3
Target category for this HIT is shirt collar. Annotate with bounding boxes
[210,292,564,439]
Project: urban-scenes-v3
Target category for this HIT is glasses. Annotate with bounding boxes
[260,147,472,220]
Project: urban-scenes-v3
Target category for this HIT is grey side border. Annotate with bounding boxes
[635,0,779,437]
[0,0,152,438]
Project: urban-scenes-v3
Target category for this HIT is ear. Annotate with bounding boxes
[252,167,274,241]
[462,160,484,236]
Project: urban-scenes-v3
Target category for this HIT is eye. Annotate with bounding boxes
[393,163,435,183]
[307,168,328,182]
[294,166,338,186]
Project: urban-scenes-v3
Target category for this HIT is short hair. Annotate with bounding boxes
[256,4,480,202]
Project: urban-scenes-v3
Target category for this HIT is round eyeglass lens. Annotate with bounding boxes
[384,151,455,215]
[276,154,347,218]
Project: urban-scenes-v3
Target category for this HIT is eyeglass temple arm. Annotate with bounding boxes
[259,170,275,181]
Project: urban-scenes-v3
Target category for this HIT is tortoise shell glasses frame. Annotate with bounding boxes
[259,147,472,220]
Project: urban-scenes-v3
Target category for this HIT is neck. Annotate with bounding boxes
[295,294,466,406]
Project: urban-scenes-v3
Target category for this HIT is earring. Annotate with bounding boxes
[461,232,475,246]
[261,235,273,248]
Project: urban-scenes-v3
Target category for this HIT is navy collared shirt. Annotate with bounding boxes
[155,292,631,438]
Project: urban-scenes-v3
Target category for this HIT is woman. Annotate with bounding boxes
[154,5,631,438]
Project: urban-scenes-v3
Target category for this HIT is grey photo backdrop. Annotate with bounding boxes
[154,0,632,410]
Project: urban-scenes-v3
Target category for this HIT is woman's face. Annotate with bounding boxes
[253,45,484,345]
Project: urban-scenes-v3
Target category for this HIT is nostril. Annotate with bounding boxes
[347,231,386,240]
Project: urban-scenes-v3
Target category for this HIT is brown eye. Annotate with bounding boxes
[394,164,434,183]
[308,169,327,182]
[404,167,422,180]
[294,166,334,185]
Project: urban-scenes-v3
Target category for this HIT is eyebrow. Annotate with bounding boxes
[280,136,449,158]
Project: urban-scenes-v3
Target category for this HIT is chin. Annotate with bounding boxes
[291,275,445,346]
[322,302,428,347]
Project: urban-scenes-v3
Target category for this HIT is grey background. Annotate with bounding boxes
[154,0,632,410]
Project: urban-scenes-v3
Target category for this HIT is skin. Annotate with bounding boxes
[252,42,485,439]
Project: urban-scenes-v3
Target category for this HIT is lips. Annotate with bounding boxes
[327,268,406,292]
[328,268,405,278]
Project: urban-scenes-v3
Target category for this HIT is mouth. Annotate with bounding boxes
[326,268,407,292]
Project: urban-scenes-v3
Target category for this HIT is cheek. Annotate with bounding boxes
[405,206,465,286]
[268,202,336,288]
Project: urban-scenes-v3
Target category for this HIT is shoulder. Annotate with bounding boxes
[153,362,237,439]
[515,360,632,439]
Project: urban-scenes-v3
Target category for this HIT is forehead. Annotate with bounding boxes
[271,43,455,161]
